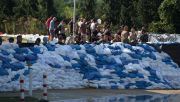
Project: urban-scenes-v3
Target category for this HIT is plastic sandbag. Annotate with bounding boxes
[13,54,26,61]
[23,69,30,76]
[11,74,20,81]
[139,44,156,52]
[135,81,152,89]
[111,50,122,55]
[61,55,70,62]
[0,68,9,76]
[0,55,11,62]
[30,47,42,54]
[45,43,56,51]
[11,62,25,71]
[71,45,81,50]
[2,62,12,69]
[14,48,29,54]
[1,50,10,56]
[83,71,102,80]
[128,53,142,60]
[86,48,96,54]
[25,54,38,61]
[48,63,61,68]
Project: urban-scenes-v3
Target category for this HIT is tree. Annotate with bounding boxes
[137,0,163,26]
[159,0,180,33]
[102,0,121,25]
[78,0,96,19]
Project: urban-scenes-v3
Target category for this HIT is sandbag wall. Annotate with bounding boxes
[0,42,180,91]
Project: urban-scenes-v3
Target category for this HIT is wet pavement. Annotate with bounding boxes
[36,89,180,102]
[1,89,180,102]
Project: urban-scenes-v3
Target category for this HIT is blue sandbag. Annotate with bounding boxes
[149,53,156,60]
[48,63,61,68]
[13,54,26,61]
[104,65,116,69]
[138,44,156,52]
[78,59,88,66]
[148,76,161,83]
[124,44,133,50]
[107,46,115,50]
[61,55,70,62]
[120,59,139,65]
[111,50,122,55]
[30,47,42,54]
[11,74,20,81]
[111,85,118,89]
[116,71,127,78]
[162,57,171,62]
[114,66,124,72]
[83,44,93,49]
[128,53,142,60]
[125,83,135,89]
[80,66,98,73]
[101,75,112,79]
[83,71,102,80]
[105,57,116,64]
[23,69,30,76]
[119,80,124,83]
[135,81,152,89]
[71,45,81,50]
[78,53,86,60]
[1,50,10,56]
[25,54,38,61]
[145,67,157,76]
[0,68,9,76]
[14,48,29,54]
[86,48,96,54]
[45,44,56,51]
[128,72,144,78]
[0,55,11,62]
[11,62,25,71]
[72,63,81,68]
[2,62,12,69]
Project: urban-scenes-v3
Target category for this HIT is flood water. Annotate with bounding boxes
[51,94,179,102]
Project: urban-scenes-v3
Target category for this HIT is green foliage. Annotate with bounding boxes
[78,0,96,19]
[159,0,180,33]
[137,0,163,26]
[0,0,180,34]
[159,0,176,23]
[148,21,175,33]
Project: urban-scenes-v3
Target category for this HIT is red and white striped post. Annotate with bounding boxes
[43,73,48,100]
[20,74,25,102]
[27,62,33,96]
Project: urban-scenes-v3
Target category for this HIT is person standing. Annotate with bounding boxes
[90,19,96,42]
[121,26,129,43]
[57,20,66,43]
[129,28,137,45]
[45,16,53,40]
[139,28,149,43]
[49,17,57,41]
[68,18,73,34]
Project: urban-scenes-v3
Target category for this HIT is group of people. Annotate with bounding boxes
[45,17,149,45]
[0,17,149,47]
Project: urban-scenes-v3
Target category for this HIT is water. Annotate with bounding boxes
[51,94,179,102]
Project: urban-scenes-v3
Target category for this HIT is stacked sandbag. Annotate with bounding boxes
[0,42,180,91]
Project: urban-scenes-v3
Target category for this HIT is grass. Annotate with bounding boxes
[0,96,39,102]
